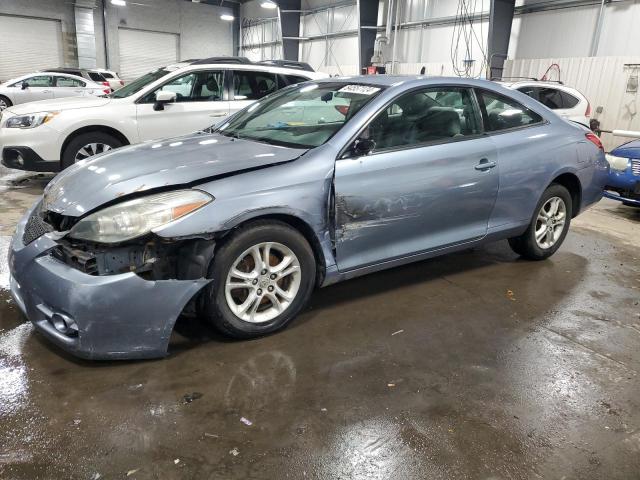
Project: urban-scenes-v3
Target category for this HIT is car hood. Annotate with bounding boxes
[6,95,112,115]
[612,139,640,158]
[43,132,307,216]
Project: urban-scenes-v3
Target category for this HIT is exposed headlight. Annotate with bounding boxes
[68,190,213,243]
[5,111,59,129]
[605,154,630,172]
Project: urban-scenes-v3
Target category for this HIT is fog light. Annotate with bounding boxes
[50,312,79,336]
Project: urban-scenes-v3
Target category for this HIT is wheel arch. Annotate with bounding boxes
[550,172,582,217]
[218,211,329,286]
[60,125,131,160]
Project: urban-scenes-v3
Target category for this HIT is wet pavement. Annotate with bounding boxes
[1,166,640,479]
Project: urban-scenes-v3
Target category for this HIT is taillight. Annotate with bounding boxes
[335,105,349,116]
[120,80,124,86]
[585,132,603,151]
[103,88,111,95]
[585,102,591,117]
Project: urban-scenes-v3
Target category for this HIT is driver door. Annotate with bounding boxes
[136,69,230,141]
[334,86,499,271]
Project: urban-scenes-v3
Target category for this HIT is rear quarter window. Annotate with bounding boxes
[88,72,106,82]
[478,89,544,132]
[559,91,580,108]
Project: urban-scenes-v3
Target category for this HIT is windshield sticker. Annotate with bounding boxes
[338,85,381,95]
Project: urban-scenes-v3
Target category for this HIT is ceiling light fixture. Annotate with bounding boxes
[220,14,235,21]
[261,1,278,9]
[111,0,126,5]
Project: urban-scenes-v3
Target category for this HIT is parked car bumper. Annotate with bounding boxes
[604,164,640,206]
[0,121,62,170]
[8,200,209,360]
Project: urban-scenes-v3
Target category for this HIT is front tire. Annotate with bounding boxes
[61,131,123,169]
[508,183,572,260]
[201,220,316,338]
[0,96,12,111]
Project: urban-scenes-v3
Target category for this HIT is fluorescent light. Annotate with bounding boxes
[220,14,235,21]
[111,0,126,5]
[261,1,278,9]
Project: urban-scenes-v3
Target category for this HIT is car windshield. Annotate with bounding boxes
[215,82,385,149]
[110,69,169,99]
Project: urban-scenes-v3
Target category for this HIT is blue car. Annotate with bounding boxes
[8,76,609,359]
[604,139,640,206]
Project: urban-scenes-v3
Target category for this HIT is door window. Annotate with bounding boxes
[477,90,543,131]
[142,70,224,103]
[24,75,52,87]
[233,71,278,100]
[55,76,85,87]
[362,87,482,151]
[516,86,538,100]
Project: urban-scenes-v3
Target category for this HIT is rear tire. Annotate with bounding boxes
[61,131,123,169]
[0,96,12,111]
[201,220,316,339]
[508,183,572,260]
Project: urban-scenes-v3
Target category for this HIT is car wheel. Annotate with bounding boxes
[508,183,572,260]
[61,131,123,169]
[201,220,316,338]
[0,96,12,111]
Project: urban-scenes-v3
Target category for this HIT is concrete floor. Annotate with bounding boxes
[1,166,639,480]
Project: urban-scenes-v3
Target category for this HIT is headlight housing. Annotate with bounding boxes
[68,190,213,243]
[5,111,59,129]
[605,154,630,172]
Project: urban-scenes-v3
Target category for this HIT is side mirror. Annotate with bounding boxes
[352,137,376,157]
[21,81,29,90]
[153,90,177,111]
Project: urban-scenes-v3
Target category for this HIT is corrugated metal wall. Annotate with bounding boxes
[505,56,640,150]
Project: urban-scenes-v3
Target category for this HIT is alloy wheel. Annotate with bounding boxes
[534,196,566,249]
[74,143,113,162]
[225,242,302,323]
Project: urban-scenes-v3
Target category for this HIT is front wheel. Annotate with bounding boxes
[201,220,316,338]
[0,96,12,111]
[61,131,123,169]
[508,184,572,260]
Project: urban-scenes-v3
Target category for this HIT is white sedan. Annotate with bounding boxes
[0,72,108,111]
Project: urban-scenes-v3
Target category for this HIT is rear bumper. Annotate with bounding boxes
[8,201,210,360]
[2,146,60,172]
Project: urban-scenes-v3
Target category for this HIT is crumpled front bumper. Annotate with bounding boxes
[8,201,210,360]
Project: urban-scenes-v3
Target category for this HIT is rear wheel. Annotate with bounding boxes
[201,221,316,338]
[508,184,572,260]
[0,96,12,111]
[61,131,123,169]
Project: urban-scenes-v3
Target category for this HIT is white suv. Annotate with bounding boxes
[0,57,326,172]
[500,80,591,126]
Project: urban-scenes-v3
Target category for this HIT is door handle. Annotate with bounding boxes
[42,90,52,93]
[475,159,497,171]
[209,112,228,117]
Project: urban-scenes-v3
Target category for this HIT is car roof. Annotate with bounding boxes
[312,75,504,88]
[40,71,98,83]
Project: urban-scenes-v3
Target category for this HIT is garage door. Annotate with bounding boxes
[0,15,63,82]
[118,28,178,81]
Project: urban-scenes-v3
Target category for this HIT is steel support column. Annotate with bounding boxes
[357,0,379,73]
[487,0,515,79]
[278,0,301,61]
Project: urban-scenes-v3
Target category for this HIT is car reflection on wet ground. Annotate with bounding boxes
[1,166,639,479]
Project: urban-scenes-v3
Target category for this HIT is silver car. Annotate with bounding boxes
[8,76,609,360]
[0,72,107,110]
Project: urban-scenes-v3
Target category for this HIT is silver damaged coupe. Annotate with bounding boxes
[8,76,609,359]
